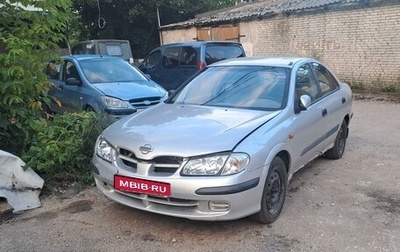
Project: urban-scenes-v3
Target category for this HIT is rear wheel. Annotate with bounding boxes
[325,120,348,159]
[252,156,287,224]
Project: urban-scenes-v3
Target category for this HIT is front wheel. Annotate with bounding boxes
[325,120,348,159]
[84,105,95,112]
[252,156,287,224]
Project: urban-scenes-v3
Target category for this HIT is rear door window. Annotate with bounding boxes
[311,62,339,97]
[162,47,180,69]
[205,45,244,65]
[179,46,197,66]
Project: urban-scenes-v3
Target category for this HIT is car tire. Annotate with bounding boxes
[324,120,348,159]
[84,105,95,112]
[252,156,287,224]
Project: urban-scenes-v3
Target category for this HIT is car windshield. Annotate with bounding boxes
[80,59,147,83]
[171,66,289,111]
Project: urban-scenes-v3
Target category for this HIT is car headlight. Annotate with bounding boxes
[181,153,249,176]
[95,137,116,163]
[100,96,129,108]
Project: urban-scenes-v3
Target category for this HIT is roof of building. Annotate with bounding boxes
[160,0,390,30]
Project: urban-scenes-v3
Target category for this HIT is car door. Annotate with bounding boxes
[288,63,330,172]
[178,46,198,83]
[49,60,83,113]
[159,47,185,91]
[310,62,346,147]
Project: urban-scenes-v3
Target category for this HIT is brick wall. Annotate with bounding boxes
[161,27,197,44]
[162,3,400,90]
[240,3,400,89]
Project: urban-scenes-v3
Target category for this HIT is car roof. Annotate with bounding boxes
[209,56,313,68]
[62,54,123,61]
[154,41,243,49]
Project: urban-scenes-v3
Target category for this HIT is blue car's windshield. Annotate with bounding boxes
[80,59,147,83]
[172,66,289,111]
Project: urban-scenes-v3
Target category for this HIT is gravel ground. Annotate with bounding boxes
[1,99,399,252]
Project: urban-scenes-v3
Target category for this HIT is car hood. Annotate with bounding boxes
[103,104,280,158]
[94,80,166,100]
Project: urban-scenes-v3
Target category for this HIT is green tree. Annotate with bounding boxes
[0,0,72,154]
[72,0,239,58]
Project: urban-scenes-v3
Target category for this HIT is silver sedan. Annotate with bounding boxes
[91,57,353,224]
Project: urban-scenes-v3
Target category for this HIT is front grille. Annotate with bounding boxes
[129,96,162,109]
[117,190,198,207]
[119,148,138,171]
[118,148,184,175]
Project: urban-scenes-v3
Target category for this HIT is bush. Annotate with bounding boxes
[0,1,71,155]
[22,111,108,185]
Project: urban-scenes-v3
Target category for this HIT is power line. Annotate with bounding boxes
[96,0,106,28]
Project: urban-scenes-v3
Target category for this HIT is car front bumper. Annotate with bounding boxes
[91,156,265,221]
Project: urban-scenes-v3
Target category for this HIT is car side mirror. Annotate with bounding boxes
[66,77,81,86]
[299,95,312,110]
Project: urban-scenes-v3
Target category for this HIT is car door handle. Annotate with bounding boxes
[322,108,328,117]
[342,97,346,104]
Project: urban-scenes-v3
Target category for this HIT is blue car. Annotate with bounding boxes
[46,55,168,119]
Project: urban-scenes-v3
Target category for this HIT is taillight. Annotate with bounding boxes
[198,61,206,70]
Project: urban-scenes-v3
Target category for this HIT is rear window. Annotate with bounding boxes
[105,45,123,56]
[205,45,244,65]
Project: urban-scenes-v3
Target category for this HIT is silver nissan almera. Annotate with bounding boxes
[91,57,353,224]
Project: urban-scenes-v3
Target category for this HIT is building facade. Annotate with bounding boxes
[160,0,400,91]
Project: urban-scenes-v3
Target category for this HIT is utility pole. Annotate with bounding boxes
[157,6,163,45]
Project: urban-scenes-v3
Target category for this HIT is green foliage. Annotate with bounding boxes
[349,80,366,92]
[22,111,108,184]
[380,84,398,93]
[0,0,72,155]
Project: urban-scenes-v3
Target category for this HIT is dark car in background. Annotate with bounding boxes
[139,41,246,91]
[45,55,168,120]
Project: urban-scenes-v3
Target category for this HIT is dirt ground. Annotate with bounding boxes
[1,99,399,252]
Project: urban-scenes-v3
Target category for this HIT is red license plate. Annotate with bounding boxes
[114,175,171,197]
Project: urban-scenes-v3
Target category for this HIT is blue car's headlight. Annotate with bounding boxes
[181,153,249,176]
[100,96,129,108]
[95,137,116,163]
